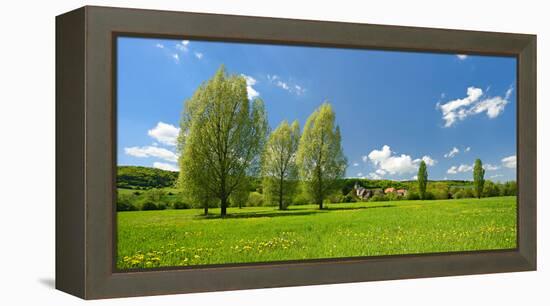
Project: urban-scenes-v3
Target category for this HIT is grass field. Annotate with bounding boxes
[117,196,517,269]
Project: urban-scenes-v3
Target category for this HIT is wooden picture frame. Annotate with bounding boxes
[56,5,536,299]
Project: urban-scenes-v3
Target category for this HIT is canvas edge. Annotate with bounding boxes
[55,6,87,299]
[517,36,537,270]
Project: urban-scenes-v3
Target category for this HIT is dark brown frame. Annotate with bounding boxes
[56,5,537,300]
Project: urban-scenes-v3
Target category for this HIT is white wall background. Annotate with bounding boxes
[0,0,547,304]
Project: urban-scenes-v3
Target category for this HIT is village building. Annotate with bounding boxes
[354,183,408,200]
[384,187,396,194]
[354,182,373,200]
[396,189,408,197]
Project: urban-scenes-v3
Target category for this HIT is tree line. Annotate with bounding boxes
[415,158,514,200]
[117,166,178,189]
[116,176,517,212]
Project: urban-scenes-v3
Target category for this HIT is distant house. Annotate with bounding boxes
[354,183,373,200]
[396,189,408,197]
[384,187,408,197]
[354,183,406,200]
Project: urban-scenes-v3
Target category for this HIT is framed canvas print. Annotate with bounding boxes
[56,6,537,299]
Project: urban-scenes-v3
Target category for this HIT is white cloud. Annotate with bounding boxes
[447,167,457,174]
[437,87,483,127]
[367,145,435,176]
[502,155,517,169]
[277,80,290,90]
[361,155,369,163]
[447,164,473,174]
[267,74,278,82]
[367,145,392,164]
[356,172,364,177]
[176,40,190,52]
[505,87,514,99]
[147,122,180,146]
[294,85,306,95]
[470,96,509,119]
[368,172,382,180]
[156,40,205,64]
[420,155,436,166]
[437,87,512,127]
[267,74,305,95]
[490,174,503,179]
[456,54,468,60]
[153,162,179,172]
[352,162,359,167]
[465,146,471,152]
[447,162,498,175]
[172,53,180,63]
[124,146,178,163]
[444,147,460,158]
[412,175,418,180]
[241,74,260,99]
[412,155,437,167]
[484,164,500,171]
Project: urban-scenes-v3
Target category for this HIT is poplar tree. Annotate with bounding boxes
[262,120,301,210]
[417,160,428,200]
[296,103,347,209]
[473,158,485,199]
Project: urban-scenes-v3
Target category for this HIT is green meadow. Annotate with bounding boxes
[117,196,517,269]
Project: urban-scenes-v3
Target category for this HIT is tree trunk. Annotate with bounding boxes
[279,176,284,210]
[220,197,228,217]
[204,206,208,215]
[220,179,228,216]
[317,179,324,210]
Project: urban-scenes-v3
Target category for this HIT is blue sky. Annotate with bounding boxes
[117,36,517,182]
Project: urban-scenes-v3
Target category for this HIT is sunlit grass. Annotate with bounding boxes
[117,196,517,269]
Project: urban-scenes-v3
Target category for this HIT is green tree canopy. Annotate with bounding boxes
[230,178,250,209]
[178,153,216,215]
[117,166,178,189]
[262,120,301,210]
[178,65,268,216]
[473,158,485,199]
[417,160,428,200]
[296,103,347,209]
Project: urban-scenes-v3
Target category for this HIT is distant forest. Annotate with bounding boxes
[117,165,475,193]
[116,165,517,213]
[117,166,179,189]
